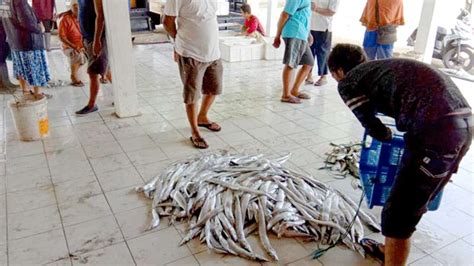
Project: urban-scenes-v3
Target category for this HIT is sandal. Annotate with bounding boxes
[314,79,328,86]
[100,77,109,84]
[305,78,314,85]
[296,92,311,100]
[359,238,385,262]
[198,122,221,132]
[281,96,301,104]
[71,81,84,87]
[190,136,209,149]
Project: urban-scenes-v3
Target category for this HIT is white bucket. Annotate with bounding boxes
[8,95,49,141]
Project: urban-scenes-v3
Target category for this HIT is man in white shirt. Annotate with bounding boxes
[163,0,223,149]
[306,0,339,86]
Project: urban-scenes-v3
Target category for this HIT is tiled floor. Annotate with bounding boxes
[0,43,473,265]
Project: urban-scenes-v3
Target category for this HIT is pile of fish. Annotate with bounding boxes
[137,153,380,261]
[321,143,362,179]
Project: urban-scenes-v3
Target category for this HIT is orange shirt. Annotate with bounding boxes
[59,12,84,50]
[360,0,404,31]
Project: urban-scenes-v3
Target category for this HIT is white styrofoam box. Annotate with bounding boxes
[251,44,265,60]
[219,35,266,62]
[263,37,285,61]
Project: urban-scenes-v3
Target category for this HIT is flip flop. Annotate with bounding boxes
[305,79,314,85]
[281,96,302,104]
[198,122,221,132]
[296,92,311,100]
[190,136,209,149]
[359,238,385,262]
[314,79,328,86]
[71,81,84,87]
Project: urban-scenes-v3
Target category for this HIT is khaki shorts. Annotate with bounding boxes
[64,49,86,65]
[177,55,223,104]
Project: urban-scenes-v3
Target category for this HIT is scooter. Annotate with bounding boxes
[408,8,474,72]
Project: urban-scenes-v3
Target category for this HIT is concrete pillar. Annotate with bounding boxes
[102,0,139,118]
[414,0,439,63]
[266,0,279,37]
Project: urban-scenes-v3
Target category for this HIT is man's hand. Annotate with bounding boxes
[39,23,45,33]
[273,36,281,48]
[93,39,102,57]
[311,2,317,12]
[308,34,314,46]
[382,126,393,142]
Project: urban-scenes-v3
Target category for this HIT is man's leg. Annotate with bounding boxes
[363,30,378,60]
[385,237,410,266]
[198,60,222,131]
[87,73,100,108]
[291,43,314,97]
[71,62,81,83]
[306,31,318,82]
[282,65,294,99]
[197,94,216,125]
[290,64,312,97]
[376,44,394,59]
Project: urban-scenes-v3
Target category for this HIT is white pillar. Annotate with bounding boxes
[266,0,279,37]
[414,0,439,63]
[102,0,139,118]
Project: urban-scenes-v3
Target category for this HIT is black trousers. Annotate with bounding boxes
[382,115,472,239]
[309,30,332,76]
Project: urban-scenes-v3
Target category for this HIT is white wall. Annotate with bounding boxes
[253,0,469,48]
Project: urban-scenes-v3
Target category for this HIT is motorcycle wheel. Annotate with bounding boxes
[442,46,474,72]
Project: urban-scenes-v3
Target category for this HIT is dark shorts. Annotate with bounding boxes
[381,115,472,239]
[283,38,314,69]
[177,55,223,104]
[83,38,109,76]
[41,20,54,33]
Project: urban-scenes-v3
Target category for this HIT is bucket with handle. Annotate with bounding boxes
[8,95,49,141]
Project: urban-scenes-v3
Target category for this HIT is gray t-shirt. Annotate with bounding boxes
[338,58,471,138]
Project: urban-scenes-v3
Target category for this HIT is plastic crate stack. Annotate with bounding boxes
[359,121,444,211]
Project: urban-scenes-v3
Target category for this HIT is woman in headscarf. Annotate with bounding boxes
[2,0,52,98]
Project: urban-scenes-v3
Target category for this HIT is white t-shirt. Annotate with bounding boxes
[164,0,220,63]
[310,0,339,32]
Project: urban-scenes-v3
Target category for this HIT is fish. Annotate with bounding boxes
[136,153,380,261]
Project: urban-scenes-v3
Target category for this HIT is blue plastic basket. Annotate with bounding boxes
[359,123,443,211]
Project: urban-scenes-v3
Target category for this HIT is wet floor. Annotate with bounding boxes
[0,43,473,265]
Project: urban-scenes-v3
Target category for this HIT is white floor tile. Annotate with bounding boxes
[65,216,123,255]
[96,167,143,192]
[127,147,168,166]
[89,153,133,174]
[8,205,61,240]
[115,206,170,240]
[59,194,112,227]
[9,229,69,265]
[431,239,474,265]
[105,187,148,214]
[128,227,192,265]
[7,185,57,214]
[71,242,134,265]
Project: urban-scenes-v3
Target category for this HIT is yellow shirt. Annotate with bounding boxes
[360,0,405,31]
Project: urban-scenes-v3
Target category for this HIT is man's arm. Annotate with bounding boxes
[162,15,177,39]
[92,0,105,57]
[273,12,289,48]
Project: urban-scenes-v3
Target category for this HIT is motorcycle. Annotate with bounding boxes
[408,8,474,72]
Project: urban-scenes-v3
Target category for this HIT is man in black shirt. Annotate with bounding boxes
[327,44,472,266]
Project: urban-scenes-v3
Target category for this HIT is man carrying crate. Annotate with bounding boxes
[327,43,472,266]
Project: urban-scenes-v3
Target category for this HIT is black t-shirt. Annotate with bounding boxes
[338,58,471,140]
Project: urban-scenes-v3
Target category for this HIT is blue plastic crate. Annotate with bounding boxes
[359,125,443,211]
